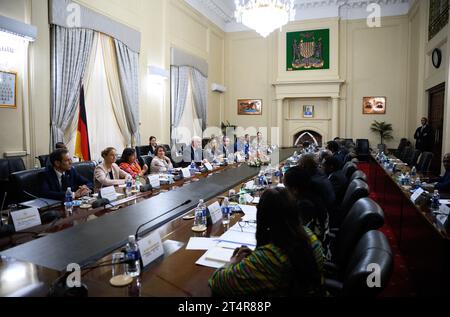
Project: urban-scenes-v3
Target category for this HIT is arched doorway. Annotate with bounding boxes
[293,130,323,147]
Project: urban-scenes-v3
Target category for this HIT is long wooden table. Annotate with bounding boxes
[0,148,295,297]
[369,155,450,296]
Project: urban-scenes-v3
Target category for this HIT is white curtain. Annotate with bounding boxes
[175,71,202,145]
[100,34,131,145]
[66,35,127,162]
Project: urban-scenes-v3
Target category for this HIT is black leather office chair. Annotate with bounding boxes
[350,170,368,183]
[399,146,413,162]
[325,230,393,297]
[355,139,370,161]
[327,198,385,273]
[135,145,151,158]
[342,162,358,180]
[72,161,96,184]
[416,152,434,173]
[138,155,153,172]
[10,168,46,203]
[0,158,26,208]
[37,155,50,168]
[407,149,421,167]
[337,179,370,224]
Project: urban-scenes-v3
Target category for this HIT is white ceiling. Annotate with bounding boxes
[186,0,415,32]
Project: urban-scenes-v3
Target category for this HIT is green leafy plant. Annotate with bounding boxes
[370,120,393,145]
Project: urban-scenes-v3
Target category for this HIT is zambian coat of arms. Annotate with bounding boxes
[286,29,330,71]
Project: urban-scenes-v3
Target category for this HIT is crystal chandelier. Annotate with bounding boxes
[234,0,296,38]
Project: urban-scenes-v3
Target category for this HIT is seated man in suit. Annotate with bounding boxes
[326,140,345,167]
[433,153,450,192]
[221,136,235,162]
[182,136,204,165]
[322,155,348,204]
[298,154,336,211]
[40,149,93,201]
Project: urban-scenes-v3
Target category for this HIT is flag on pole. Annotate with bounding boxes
[75,85,91,161]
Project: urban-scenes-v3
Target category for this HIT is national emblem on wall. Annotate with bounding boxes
[286,29,330,71]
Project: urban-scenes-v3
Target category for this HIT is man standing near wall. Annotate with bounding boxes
[414,117,433,152]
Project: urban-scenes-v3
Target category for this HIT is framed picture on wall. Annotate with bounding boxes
[237,99,262,115]
[286,29,330,71]
[303,105,314,118]
[0,70,17,108]
[363,96,386,114]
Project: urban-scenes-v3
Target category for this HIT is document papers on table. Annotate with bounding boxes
[186,237,219,250]
[194,220,257,269]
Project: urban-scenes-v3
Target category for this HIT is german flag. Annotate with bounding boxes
[75,85,91,161]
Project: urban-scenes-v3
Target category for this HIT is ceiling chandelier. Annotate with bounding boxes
[234,0,296,38]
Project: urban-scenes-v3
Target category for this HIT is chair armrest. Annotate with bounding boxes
[324,278,344,296]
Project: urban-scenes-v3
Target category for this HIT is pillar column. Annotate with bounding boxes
[331,97,339,139]
[276,99,283,146]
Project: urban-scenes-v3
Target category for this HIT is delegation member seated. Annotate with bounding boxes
[150,146,173,174]
[204,138,221,163]
[148,136,158,157]
[94,147,131,190]
[119,148,149,179]
[182,136,204,165]
[208,188,325,296]
[40,149,93,201]
[298,154,336,211]
[283,166,329,241]
[326,141,346,167]
[432,153,450,192]
[322,155,348,204]
[221,136,235,162]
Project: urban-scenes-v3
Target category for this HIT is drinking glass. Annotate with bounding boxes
[111,252,125,277]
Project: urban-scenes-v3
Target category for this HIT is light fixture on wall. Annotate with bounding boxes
[234,0,296,38]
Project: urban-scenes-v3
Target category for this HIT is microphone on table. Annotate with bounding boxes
[22,190,63,222]
[134,199,192,240]
[91,198,111,209]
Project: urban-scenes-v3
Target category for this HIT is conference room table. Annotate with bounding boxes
[0,148,295,297]
[368,154,450,296]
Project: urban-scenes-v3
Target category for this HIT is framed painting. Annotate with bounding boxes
[287,29,330,71]
[303,105,314,118]
[237,99,262,115]
[363,96,386,114]
[0,70,17,108]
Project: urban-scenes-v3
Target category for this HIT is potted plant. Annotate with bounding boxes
[370,120,393,152]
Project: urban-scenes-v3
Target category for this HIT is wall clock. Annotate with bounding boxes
[432,48,442,69]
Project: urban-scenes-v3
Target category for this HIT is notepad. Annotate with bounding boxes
[186,237,218,250]
[204,247,234,263]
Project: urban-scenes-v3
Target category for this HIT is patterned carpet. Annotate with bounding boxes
[358,163,417,297]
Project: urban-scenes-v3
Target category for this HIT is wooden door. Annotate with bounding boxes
[428,82,445,175]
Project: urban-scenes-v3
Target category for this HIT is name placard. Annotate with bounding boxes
[182,168,191,179]
[410,188,424,204]
[11,208,41,231]
[204,162,213,171]
[148,174,161,188]
[100,186,118,201]
[236,153,245,163]
[208,201,222,224]
[137,231,164,268]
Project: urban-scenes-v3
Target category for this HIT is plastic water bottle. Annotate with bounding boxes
[413,178,421,190]
[125,235,141,277]
[190,161,197,175]
[431,190,441,211]
[193,199,207,231]
[411,166,417,177]
[125,175,133,196]
[135,175,141,191]
[64,187,73,214]
[221,197,230,226]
